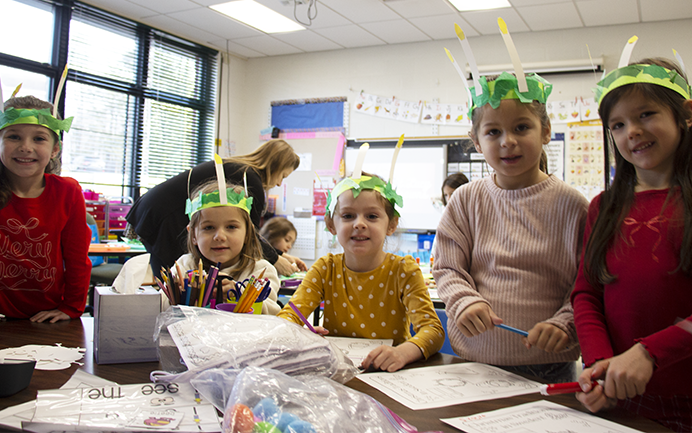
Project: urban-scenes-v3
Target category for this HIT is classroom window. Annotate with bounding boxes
[0,0,218,200]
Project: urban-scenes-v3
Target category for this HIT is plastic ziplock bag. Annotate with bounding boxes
[151,306,359,384]
[191,366,444,433]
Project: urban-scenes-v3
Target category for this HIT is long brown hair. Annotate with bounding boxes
[226,139,300,190]
[259,216,296,247]
[584,57,692,286]
[186,180,262,280]
[0,96,63,209]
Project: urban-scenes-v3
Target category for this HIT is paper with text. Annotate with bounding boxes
[441,400,643,433]
[325,336,393,366]
[357,363,541,410]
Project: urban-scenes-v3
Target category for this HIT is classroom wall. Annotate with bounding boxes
[217,18,692,156]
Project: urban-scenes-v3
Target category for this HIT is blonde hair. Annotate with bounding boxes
[186,180,262,280]
[0,96,62,209]
[226,139,300,189]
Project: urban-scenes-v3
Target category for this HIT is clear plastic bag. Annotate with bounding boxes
[191,366,443,433]
[151,306,359,384]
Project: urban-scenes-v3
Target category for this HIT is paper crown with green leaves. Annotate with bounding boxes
[326,137,405,218]
[185,154,253,218]
[595,36,691,106]
[444,19,553,118]
[1,66,72,143]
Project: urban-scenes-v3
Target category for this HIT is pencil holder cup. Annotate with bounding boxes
[216,303,253,314]
[0,359,36,397]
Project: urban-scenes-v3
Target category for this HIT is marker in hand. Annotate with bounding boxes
[539,380,600,395]
[495,323,529,337]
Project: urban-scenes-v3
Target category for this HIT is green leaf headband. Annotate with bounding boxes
[326,175,403,218]
[0,107,73,138]
[595,36,691,106]
[326,139,405,218]
[185,188,253,218]
[444,19,553,118]
[185,153,253,218]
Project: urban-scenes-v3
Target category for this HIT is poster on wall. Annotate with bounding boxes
[565,120,604,201]
[353,92,422,123]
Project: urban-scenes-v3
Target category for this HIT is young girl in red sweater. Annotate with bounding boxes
[0,96,91,322]
[572,52,692,432]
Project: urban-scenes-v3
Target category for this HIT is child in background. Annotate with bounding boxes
[176,179,281,314]
[434,23,588,382]
[278,167,445,372]
[0,95,91,322]
[259,216,307,272]
[441,172,469,206]
[572,55,692,432]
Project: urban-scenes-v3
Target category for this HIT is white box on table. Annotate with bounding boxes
[93,286,162,364]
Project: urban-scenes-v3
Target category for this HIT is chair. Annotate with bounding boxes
[86,213,123,312]
[434,308,456,356]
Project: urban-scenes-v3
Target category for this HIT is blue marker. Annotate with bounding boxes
[496,323,529,337]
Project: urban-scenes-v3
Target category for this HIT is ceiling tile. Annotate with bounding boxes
[208,39,265,58]
[576,0,639,27]
[190,0,228,5]
[272,30,345,52]
[317,0,400,24]
[127,0,199,14]
[517,2,583,31]
[359,19,431,44]
[383,0,456,18]
[79,0,157,20]
[166,7,261,39]
[231,35,305,56]
[252,0,351,29]
[460,8,529,35]
[313,25,386,48]
[640,0,692,21]
[409,14,479,40]
[139,15,220,44]
[509,0,570,6]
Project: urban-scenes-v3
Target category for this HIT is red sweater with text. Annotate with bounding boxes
[572,189,692,398]
[0,174,91,319]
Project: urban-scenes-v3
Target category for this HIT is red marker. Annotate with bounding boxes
[539,380,599,395]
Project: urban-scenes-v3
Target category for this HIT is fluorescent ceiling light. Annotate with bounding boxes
[449,0,511,12]
[210,0,304,33]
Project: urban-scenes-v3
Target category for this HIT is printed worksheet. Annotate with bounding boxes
[357,363,540,410]
[441,400,643,433]
[25,382,221,432]
[325,336,393,366]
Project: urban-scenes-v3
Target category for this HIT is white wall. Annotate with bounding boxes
[218,18,692,156]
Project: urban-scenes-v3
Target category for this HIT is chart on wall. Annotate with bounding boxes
[565,120,605,201]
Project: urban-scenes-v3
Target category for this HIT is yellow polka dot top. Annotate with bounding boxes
[278,253,445,359]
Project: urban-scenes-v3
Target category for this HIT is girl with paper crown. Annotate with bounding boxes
[0,78,92,322]
[278,138,445,372]
[434,20,588,383]
[572,38,692,432]
[176,159,280,315]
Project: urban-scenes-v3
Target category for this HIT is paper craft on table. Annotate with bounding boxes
[0,344,85,370]
[325,336,393,366]
[0,370,116,431]
[441,400,643,433]
[24,382,221,433]
[357,362,541,410]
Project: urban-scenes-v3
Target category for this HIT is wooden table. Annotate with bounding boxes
[0,318,668,432]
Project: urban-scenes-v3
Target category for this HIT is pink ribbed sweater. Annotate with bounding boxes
[433,175,588,366]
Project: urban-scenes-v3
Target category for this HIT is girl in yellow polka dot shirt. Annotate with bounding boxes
[277,172,445,372]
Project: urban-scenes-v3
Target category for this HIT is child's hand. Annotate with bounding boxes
[220,277,234,299]
[313,326,330,336]
[457,302,501,337]
[576,362,618,413]
[361,342,422,372]
[522,323,569,352]
[597,343,655,400]
[274,255,297,276]
[283,253,308,272]
[30,309,70,323]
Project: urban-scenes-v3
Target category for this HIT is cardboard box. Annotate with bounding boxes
[93,286,162,364]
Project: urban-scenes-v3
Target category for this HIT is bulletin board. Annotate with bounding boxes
[344,143,446,232]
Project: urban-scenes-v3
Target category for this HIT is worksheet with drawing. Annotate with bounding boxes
[357,363,541,410]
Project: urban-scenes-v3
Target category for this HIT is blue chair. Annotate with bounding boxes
[409,308,456,356]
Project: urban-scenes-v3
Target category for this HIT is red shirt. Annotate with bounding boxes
[0,174,91,319]
[572,189,692,398]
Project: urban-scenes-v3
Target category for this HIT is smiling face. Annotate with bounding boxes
[0,123,59,190]
[471,100,551,190]
[327,189,398,272]
[190,206,248,269]
[606,89,685,191]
